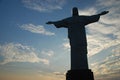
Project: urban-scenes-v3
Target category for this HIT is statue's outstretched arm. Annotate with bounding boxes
[98,11,109,16]
[84,11,109,25]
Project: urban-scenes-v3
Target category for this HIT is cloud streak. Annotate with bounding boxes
[41,50,54,57]
[84,0,120,79]
[20,24,55,36]
[22,0,66,12]
[78,7,97,15]
[0,43,49,65]
[76,0,120,57]
[90,46,120,80]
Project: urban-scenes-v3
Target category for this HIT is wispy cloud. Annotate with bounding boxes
[22,0,66,12]
[97,0,120,8]
[90,46,120,80]
[37,71,65,80]
[62,42,70,51]
[41,50,54,57]
[53,71,65,75]
[87,22,120,56]
[20,24,55,36]
[0,43,49,65]
[76,0,120,57]
[78,7,97,15]
[81,0,120,79]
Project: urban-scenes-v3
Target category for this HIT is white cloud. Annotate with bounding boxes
[36,71,65,80]
[96,0,120,26]
[85,1,120,79]
[90,47,120,79]
[97,0,120,7]
[76,0,120,57]
[0,43,49,65]
[20,24,55,36]
[22,0,66,12]
[62,42,70,50]
[87,22,120,56]
[112,46,120,53]
[53,72,65,75]
[78,7,97,15]
[41,50,54,57]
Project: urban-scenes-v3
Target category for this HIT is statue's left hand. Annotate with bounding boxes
[99,11,109,15]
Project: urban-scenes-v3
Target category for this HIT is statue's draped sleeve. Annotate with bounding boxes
[84,15,100,25]
[53,19,69,28]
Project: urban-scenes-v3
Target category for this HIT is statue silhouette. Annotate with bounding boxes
[46,7,109,70]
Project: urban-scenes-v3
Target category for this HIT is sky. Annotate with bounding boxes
[0,0,120,80]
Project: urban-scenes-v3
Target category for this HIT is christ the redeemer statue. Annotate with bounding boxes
[46,7,108,79]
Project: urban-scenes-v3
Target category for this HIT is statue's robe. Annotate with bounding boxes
[53,15,100,69]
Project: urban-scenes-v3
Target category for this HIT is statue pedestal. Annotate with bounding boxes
[66,69,94,80]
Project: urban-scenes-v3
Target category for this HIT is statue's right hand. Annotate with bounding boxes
[46,21,53,24]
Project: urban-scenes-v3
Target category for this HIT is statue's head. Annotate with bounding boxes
[72,7,79,16]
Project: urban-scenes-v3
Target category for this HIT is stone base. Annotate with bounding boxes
[66,69,94,80]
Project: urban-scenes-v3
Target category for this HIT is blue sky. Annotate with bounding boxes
[0,0,120,80]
